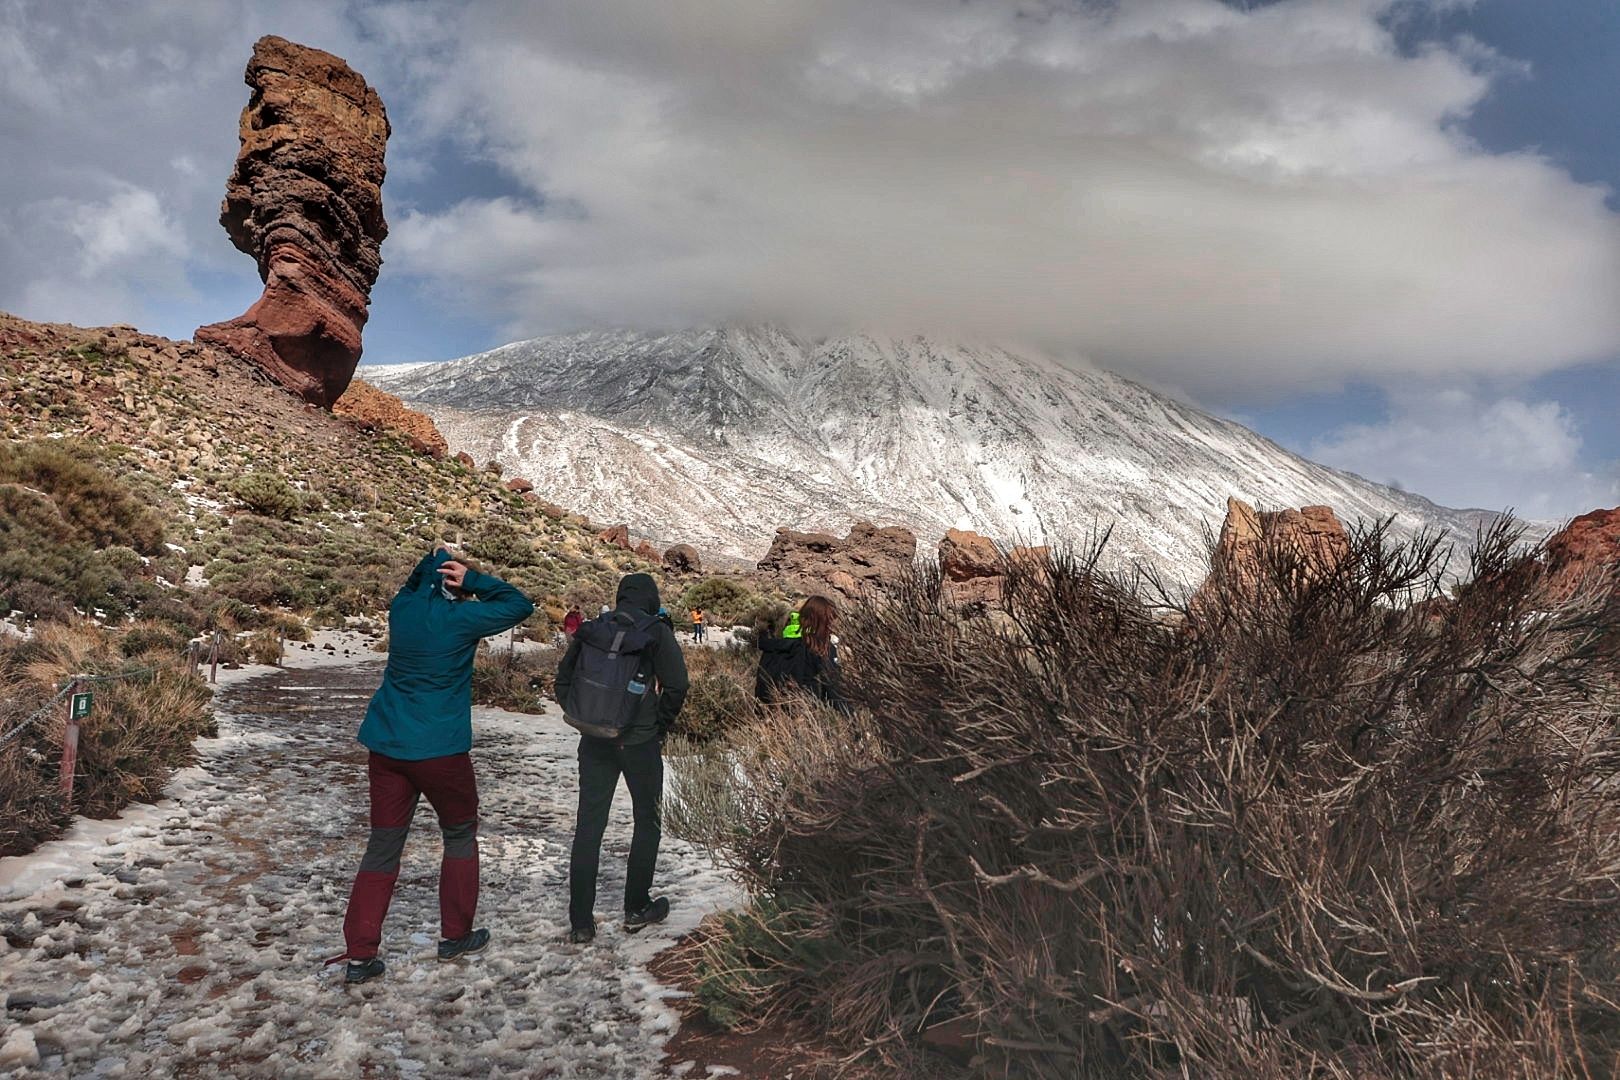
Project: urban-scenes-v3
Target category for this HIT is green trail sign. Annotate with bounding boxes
[70,691,93,722]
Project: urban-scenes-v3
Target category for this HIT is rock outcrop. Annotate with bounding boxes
[634,540,660,561]
[757,522,917,604]
[504,477,534,494]
[1192,497,1350,612]
[195,35,389,408]
[597,524,632,551]
[662,543,702,575]
[332,378,446,457]
[1543,507,1620,598]
[454,451,476,469]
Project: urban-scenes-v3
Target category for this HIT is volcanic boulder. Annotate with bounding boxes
[597,524,632,551]
[332,379,446,458]
[1543,507,1620,599]
[505,477,534,494]
[634,540,660,561]
[195,35,390,408]
[1192,497,1350,613]
[663,543,703,575]
[757,522,917,604]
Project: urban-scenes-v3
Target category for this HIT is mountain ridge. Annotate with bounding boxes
[362,327,1501,583]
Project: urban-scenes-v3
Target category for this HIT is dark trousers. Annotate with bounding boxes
[343,751,479,959]
[569,736,663,929]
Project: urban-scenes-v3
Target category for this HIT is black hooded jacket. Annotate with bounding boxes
[555,573,689,745]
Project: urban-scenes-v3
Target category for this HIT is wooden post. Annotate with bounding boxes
[209,631,221,684]
[59,679,81,801]
[278,629,286,667]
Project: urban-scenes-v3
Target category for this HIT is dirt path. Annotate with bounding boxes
[0,659,738,1078]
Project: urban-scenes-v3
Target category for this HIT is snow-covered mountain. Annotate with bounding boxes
[361,328,1494,584]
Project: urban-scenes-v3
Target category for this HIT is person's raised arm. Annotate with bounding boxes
[448,565,536,641]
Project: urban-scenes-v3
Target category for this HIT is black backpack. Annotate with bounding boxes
[563,610,656,739]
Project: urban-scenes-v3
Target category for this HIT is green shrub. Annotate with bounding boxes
[0,440,166,553]
[230,472,301,520]
[678,577,766,627]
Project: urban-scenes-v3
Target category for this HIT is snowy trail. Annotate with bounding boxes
[0,658,740,1078]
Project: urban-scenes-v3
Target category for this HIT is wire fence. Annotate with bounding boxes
[0,665,160,750]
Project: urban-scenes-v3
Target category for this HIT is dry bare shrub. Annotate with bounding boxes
[698,519,1620,1078]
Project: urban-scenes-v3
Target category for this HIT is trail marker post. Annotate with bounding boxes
[209,632,221,684]
[61,679,89,800]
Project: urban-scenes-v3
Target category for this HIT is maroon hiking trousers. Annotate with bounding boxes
[342,751,479,959]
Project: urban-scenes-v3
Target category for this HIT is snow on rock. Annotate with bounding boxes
[0,653,739,1078]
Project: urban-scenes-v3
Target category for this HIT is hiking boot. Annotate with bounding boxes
[624,897,670,932]
[345,957,385,985]
[437,928,490,961]
[567,925,596,945]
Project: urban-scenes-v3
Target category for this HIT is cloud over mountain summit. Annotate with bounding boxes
[389,0,1620,396]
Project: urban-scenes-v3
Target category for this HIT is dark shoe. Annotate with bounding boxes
[437,928,490,961]
[567,925,595,945]
[624,897,670,932]
[345,957,385,984]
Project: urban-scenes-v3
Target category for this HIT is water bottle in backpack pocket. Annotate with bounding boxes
[563,611,656,739]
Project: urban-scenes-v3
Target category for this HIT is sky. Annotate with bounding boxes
[1,0,1616,519]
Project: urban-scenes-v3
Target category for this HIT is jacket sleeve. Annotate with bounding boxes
[554,635,582,708]
[450,568,536,641]
[652,625,690,732]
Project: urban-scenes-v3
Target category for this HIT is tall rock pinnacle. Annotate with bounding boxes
[196,35,390,407]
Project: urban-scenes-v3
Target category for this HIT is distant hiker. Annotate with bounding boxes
[563,606,583,637]
[555,573,689,944]
[689,607,705,643]
[755,596,843,709]
[339,547,535,985]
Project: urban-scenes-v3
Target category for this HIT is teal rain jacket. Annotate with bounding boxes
[358,550,535,761]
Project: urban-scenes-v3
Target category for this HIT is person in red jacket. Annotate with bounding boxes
[562,606,583,637]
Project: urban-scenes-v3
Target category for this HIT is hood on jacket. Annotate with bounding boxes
[615,573,661,617]
[406,549,455,596]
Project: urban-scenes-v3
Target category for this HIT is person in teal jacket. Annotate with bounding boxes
[340,547,534,985]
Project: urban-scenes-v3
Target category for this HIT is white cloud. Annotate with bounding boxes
[1310,387,1620,518]
[382,0,1620,397]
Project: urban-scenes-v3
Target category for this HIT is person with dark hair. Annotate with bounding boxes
[555,573,689,943]
[339,547,535,985]
[754,595,844,708]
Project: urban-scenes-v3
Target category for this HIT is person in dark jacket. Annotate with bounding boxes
[340,547,535,985]
[755,595,843,708]
[555,573,689,943]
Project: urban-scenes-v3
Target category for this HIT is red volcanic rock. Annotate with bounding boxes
[757,522,917,604]
[195,36,390,408]
[939,528,1000,582]
[1192,497,1350,613]
[1544,507,1620,598]
[454,452,475,469]
[634,540,660,561]
[597,524,632,551]
[505,477,534,494]
[662,543,703,575]
[332,378,446,458]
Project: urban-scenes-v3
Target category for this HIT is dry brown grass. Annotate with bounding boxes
[690,519,1620,1078]
[0,621,213,853]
